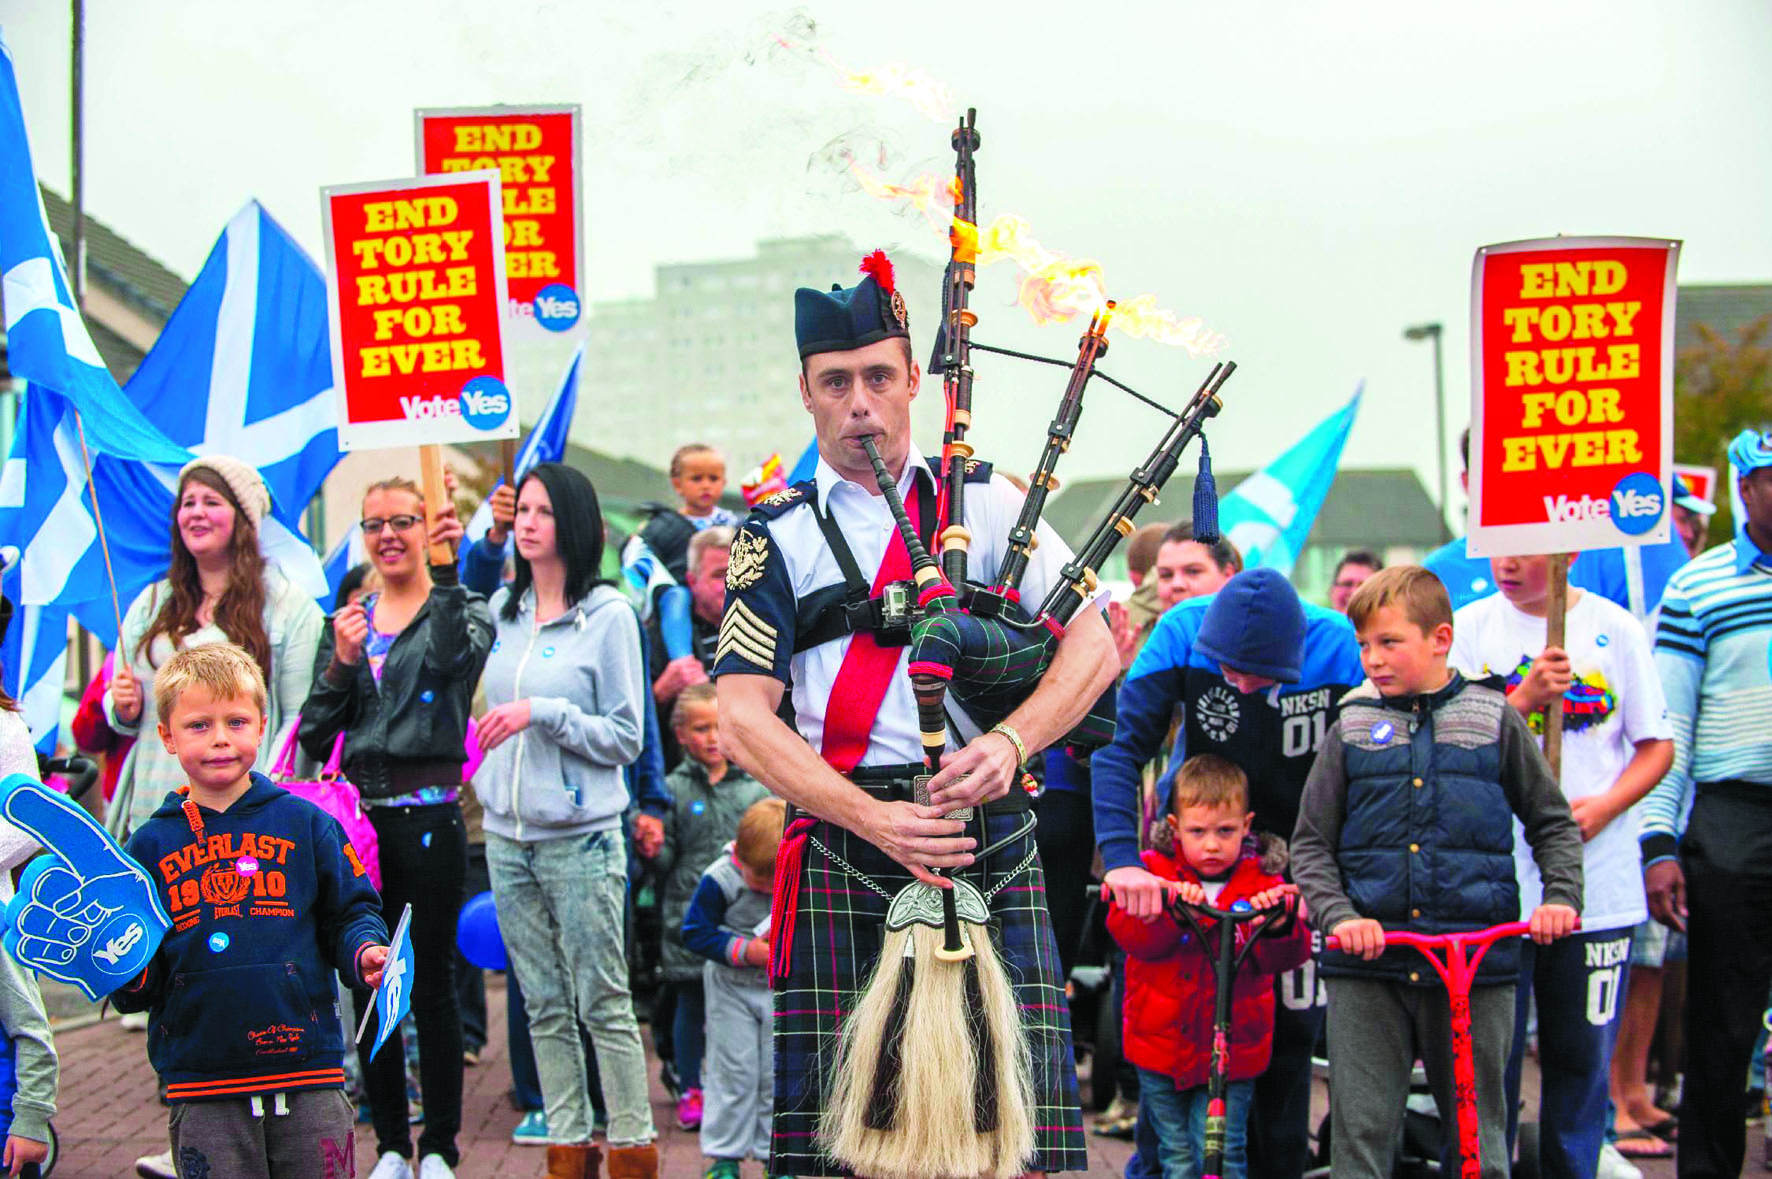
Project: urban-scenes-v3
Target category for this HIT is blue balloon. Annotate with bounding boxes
[0,775,170,1000]
[456,890,508,971]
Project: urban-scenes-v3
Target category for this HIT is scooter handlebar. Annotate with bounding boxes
[1325,918,1578,952]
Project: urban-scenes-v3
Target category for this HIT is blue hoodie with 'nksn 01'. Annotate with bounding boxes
[1092,568,1365,872]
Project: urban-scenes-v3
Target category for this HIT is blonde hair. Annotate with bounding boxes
[1347,564,1452,634]
[154,643,267,721]
[735,796,787,877]
[669,444,723,479]
[670,681,718,731]
[1170,754,1249,815]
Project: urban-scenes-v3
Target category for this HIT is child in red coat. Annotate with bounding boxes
[1107,754,1311,1179]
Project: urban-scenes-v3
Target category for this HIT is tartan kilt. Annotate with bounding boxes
[771,806,1088,1176]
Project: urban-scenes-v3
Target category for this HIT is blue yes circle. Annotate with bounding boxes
[1609,472,1665,537]
[532,283,582,332]
[459,376,512,432]
[1370,721,1394,744]
[208,932,230,954]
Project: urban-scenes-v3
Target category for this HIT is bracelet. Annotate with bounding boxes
[989,722,1029,768]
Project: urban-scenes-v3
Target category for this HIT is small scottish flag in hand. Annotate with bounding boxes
[357,904,414,1061]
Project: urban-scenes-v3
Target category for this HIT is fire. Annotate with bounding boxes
[848,163,959,228]
[774,36,955,123]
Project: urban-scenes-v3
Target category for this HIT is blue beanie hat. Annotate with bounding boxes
[1193,567,1306,684]
[794,250,910,359]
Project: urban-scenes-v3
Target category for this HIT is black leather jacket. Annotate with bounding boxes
[299,564,494,800]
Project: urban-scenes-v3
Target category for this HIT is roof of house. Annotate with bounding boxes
[39,186,189,323]
[1043,466,1445,553]
[0,187,190,384]
[1676,284,1772,354]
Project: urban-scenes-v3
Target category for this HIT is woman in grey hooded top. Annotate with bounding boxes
[474,462,658,1179]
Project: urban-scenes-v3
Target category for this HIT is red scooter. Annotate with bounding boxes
[1326,919,1578,1179]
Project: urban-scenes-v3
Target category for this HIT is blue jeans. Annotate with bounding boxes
[1504,929,1632,1179]
[671,980,706,1091]
[1137,1068,1254,1179]
[488,828,656,1147]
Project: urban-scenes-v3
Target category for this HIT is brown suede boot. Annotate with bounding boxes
[605,1143,659,1179]
[546,1142,601,1179]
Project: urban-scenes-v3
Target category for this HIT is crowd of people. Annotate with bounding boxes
[0,257,1763,1179]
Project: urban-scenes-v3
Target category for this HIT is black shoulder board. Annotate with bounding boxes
[962,458,994,484]
[746,480,815,522]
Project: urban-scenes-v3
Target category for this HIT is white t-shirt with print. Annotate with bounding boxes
[1450,590,1672,931]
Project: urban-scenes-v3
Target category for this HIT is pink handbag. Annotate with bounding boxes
[270,722,382,891]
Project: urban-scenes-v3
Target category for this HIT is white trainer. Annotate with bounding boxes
[418,1155,456,1179]
[368,1152,414,1179]
[134,1151,176,1179]
[1597,1142,1644,1179]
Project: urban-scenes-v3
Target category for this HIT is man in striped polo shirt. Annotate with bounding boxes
[1640,428,1772,1179]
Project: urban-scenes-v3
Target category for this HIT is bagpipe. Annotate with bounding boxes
[823,110,1236,1179]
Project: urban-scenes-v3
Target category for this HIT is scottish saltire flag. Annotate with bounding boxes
[1216,387,1362,576]
[322,524,369,608]
[0,564,65,755]
[0,36,189,464]
[787,438,819,485]
[464,343,584,548]
[358,903,414,1061]
[124,201,338,520]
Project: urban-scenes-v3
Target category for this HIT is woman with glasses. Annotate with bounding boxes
[301,476,494,1179]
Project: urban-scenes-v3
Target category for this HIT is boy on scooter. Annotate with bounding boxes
[1107,754,1312,1179]
[1291,565,1583,1179]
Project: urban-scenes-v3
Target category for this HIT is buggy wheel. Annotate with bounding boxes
[1090,981,1122,1111]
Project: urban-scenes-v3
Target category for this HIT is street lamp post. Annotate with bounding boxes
[1404,322,1450,541]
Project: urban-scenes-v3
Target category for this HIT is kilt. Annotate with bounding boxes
[771,806,1088,1176]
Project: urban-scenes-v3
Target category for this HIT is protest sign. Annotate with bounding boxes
[1673,461,1717,507]
[1468,236,1680,558]
[417,106,583,335]
[321,172,516,450]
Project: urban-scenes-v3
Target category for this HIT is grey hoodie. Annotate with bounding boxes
[477,583,646,842]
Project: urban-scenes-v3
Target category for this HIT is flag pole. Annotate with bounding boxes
[66,0,125,646]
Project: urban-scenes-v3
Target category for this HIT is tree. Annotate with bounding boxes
[1674,314,1772,541]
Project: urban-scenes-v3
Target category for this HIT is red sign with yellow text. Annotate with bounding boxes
[1468,236,1680,558]
[321,171,517,450]
[417,106,583,335]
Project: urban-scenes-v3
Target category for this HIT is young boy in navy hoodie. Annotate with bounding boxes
[112,644,389,1179]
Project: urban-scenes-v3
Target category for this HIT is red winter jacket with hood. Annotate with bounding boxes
[1107,846,1311,1090]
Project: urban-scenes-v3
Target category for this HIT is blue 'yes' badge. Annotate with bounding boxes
[1370,721,1395,744]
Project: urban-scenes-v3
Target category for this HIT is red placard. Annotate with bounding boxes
[417,106,583,334]
[1672,462,1717,507]
[321,171,516,450]
[1468,236,1680,557]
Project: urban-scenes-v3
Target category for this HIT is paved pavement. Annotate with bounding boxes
[43,975,1677,1178]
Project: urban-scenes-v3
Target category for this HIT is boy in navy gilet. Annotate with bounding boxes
[112,645,388,1179]
[1291,566,1583,1179]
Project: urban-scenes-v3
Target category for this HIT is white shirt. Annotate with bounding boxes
[1450,591,1672,931]
[767,446,1106,768]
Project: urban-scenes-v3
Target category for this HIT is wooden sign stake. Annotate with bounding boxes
[1542,552,1570,780]
[418,445,456,566]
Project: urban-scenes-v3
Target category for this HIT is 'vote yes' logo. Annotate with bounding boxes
[458,377,512,431]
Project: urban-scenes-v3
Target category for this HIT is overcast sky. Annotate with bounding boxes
[5,1,1770,518]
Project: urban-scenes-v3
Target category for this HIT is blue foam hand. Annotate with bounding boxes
[0,775,170,1000]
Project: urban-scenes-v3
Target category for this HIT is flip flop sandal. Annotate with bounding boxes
[1614,1130,1674,1159]
[1641,1115,1678,1140]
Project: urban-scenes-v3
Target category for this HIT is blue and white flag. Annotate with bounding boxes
[321,524,369,610]
[464,343,584,548]
[1216,387,1362,576]
[358,903,413,1061]
[122,201,338,521]
[786,438,819,485]
[0,564,65,756]
[0,34,189,465]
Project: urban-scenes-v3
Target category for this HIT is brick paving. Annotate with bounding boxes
[42,975,1674,1178]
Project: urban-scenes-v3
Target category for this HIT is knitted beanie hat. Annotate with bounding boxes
[179,455,271,528]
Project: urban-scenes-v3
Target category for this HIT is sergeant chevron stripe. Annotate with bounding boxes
[717,599,779,670]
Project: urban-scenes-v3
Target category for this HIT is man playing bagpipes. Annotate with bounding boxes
[714,252,1120,1179]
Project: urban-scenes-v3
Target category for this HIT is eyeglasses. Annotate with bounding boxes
[360,515,423,536]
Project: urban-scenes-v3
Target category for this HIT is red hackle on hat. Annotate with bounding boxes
[860,249,896,295]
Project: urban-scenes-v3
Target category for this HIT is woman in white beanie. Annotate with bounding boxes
[104,455,326,839]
